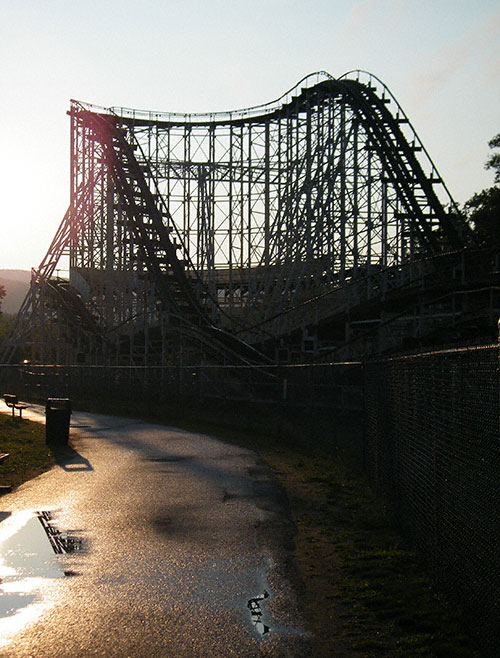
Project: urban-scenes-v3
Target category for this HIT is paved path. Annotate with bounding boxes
[0,405,310,657]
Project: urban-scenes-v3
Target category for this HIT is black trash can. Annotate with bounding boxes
[45,398,72,446]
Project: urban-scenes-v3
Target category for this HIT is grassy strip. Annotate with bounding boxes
[267,453,480,658]
[0,412,54,490]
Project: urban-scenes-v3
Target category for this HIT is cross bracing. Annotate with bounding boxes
[2,71,477,366]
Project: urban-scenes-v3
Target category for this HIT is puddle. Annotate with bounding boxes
[248,590,270,635]
[0,510,83,643]
[36,511,84,554]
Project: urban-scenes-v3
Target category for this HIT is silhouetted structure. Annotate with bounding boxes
[2,71,498,366]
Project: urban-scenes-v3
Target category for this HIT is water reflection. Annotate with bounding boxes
[248,590,270,635]
[37,511,83,554]
[0,510,81,645]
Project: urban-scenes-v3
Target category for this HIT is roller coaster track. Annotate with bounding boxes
[1,71,483,366]
[336,76,462,250]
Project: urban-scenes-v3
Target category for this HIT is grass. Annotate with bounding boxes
[274,455,481,657]
[0,412,54,490]
[1,397,482,657]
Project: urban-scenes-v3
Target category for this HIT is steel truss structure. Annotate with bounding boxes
[2,71,476,366]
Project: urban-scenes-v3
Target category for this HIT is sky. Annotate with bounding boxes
[1,0,499,271]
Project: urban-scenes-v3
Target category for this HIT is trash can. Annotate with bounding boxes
[45,398,72,446]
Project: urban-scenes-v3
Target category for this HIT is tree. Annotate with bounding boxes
[486,133,500,184]
[464,133,500,247]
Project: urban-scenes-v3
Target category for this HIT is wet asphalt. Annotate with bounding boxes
[0,405,311,657]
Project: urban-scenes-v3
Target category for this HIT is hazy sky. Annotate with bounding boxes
[1,0,499,271]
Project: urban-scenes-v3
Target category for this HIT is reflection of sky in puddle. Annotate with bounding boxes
[0,511,65,645]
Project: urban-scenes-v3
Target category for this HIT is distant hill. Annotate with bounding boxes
[0,270,30,315]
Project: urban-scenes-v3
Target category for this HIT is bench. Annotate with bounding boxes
[4,394,28,419]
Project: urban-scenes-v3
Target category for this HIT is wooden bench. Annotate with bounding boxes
[4,394,28,419]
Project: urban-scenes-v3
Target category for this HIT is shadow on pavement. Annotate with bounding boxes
[52,446,93,472]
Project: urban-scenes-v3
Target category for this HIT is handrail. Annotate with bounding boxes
[71,71,335,124]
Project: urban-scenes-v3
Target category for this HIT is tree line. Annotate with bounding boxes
[463,133,500,246]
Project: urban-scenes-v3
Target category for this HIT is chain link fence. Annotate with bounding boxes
[0,360,365,460]
[0,361,363,410]
[1,349,498,653]
[364,345,500,655]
